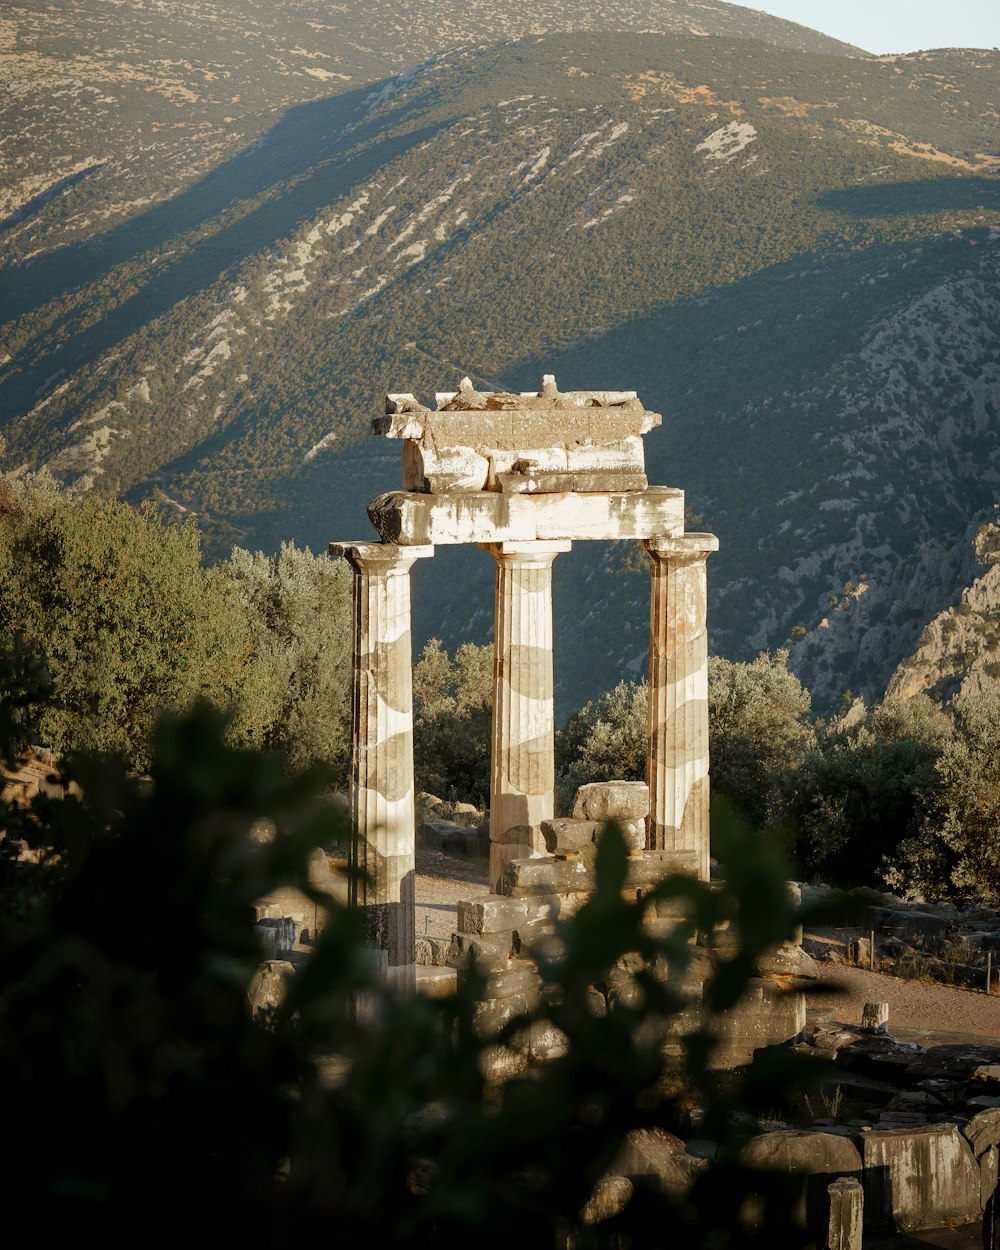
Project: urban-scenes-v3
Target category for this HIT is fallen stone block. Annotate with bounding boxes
[613,1127,704,1197]
[484,958,541,1000]
[580,1176,633,1226]
[458,895,530,934]
[478,1042,528,1083]
[826,1176,863,1250]
[753,942,820,983]
[540,817,601,853]
[415,965,457,998]
[705,978,807,1069]
[573,780,650,823]
[740,1130,862,1238]
[861,1122,981,1233]
[247,960,295,1022]
[962,1106,1000,1157]
[447,930,515,969]
[496,856,594,896]
[625,850,700,888]
[472,994,530,1040]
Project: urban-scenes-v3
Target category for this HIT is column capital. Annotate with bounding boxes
[642,532,718,563]
[330,541,434,572]
[479,539,572,561]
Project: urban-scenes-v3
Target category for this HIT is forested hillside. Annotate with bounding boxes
[2,3,998,712]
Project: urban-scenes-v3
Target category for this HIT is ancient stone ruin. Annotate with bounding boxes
[329,375,719,988]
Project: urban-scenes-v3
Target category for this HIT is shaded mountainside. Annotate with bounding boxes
[887,516,1000,706]
[2,16,1000,713]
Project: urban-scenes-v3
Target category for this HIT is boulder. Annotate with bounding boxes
[247,959,295,1021]
[580,1176,633,1225]
[613,1127,703,1197]
[740,1130,862,1235]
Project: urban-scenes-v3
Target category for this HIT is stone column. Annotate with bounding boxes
[481,540,571,891]
[331,541,433,991]
[642,534,719,880]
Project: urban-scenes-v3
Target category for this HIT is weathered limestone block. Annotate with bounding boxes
[752,942,821,982]
[613,1128,705,1197]
[247,960,295,1022]
[485,540,568,887]
[573,781,650,823]
[705,978,807,1069]
[414,965,457,998]
[643,535,718,879]
[377,376,660,494]
[580,1176,634,1226]
[367,486,684,546]
[826,1176,864,1250]
[514,920,565,961]
[740,1130,862,1236]
[861,1123,981,1232]
[540,817,602,853]
[447,930,516,969]
[402,440,491,492]
[458,895,531,934]
[478,1042,528,1083]
[497,856,594,896]
[484,959,541,999]
[255,916,295,959]
[472,995,530,1040]
[962,1105,1000,1157]
[861,1001,890,1034]
[982,1144,999,1211]
[624,849,700,888]
[497,468,647,495]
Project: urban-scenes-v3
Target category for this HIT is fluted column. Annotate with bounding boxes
[643,534,719,881]
[331,541,433,991]
[482,540,571,891]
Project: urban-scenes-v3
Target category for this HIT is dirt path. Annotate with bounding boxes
[806,960,1000,1047]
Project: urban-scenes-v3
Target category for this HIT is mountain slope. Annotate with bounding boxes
[2,23,1000,712]
[1,0,862,262]
[886,516,1000,705]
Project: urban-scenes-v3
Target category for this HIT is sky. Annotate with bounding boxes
[726,1,1000,54]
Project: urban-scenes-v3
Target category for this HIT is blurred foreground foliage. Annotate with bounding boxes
[0,651,846,1246]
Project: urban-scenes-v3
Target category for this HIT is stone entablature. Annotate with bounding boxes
[331,375,718,989]
[375,374,660,495]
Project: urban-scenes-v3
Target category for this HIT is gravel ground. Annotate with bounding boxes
[415,846,488,939]
[805,958,1000,1046]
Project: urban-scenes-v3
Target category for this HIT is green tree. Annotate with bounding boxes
[0,472,249,768]
[708,650,814,831]
[555,679,648,810]
[412,637,493,803]
[217,542,353,779]
[886,690,1000,901]
[792,695,950,887]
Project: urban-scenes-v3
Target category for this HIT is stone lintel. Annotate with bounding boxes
[368,487,684,546]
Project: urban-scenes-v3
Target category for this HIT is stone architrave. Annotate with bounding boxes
[643,534,719,880]
[330,541,433,990]
[481,540,570,890]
